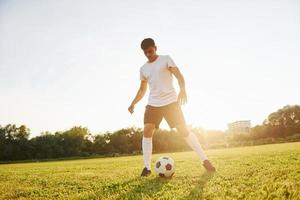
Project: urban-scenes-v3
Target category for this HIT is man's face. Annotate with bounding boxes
[143,46,157,61]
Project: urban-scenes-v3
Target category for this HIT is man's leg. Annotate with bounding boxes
[141,104,163,176]
[175,123,216,172]
[142,123,156,171]
[163,101,216,172]
[175,124,208,160]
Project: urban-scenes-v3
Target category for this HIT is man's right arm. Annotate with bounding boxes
[128,80,148,114]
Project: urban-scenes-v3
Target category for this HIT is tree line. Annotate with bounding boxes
[228,105,300,142]
[1,104,299,161]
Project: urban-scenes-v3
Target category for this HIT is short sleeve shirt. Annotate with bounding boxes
[139,55,178,106]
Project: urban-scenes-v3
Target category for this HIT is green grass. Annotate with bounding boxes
[1,142,300,200]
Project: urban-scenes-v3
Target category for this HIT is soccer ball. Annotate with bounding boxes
[155,156,175,178]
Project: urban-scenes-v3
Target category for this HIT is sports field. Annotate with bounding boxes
[0,142,299,200]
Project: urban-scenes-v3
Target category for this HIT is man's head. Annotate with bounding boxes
[141,38,157,61]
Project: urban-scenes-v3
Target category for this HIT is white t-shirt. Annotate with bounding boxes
[140,55,178,107]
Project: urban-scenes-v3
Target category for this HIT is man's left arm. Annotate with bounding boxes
[168,66,187,105]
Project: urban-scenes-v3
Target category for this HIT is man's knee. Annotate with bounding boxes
[143,123,156,138]
[175,124,190,137]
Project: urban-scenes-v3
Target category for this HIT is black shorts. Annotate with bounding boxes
[144,101,186,129]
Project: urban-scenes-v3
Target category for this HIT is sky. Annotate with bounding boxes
[0,0,299,137]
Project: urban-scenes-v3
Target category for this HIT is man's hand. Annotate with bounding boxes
[128,80,147,115]
[178,89,187,105]
[128,104,135,114]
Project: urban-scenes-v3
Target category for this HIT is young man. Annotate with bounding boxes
[128,38,216,177]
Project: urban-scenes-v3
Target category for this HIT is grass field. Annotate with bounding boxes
[0,142,299,200]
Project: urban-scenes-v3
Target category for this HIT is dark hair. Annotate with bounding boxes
[141,38,155,50]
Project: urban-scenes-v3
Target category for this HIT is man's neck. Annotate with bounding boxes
[148,55,159,63]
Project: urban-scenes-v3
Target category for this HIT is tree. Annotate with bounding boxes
[59,126,90,157]
[264,105,300,137]
[0,124,31,160]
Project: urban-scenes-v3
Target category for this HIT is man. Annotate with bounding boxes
[128,38,216,177]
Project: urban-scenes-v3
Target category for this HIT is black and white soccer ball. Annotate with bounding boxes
[155,156,175,178]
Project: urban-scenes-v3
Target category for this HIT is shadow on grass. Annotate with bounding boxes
[182,172,215,200]
[116,176,171,200]
[101,172,214,199]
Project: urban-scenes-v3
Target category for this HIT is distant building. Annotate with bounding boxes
[227,120,251,134]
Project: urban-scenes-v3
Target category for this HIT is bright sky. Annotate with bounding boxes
[1,0,299,137]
